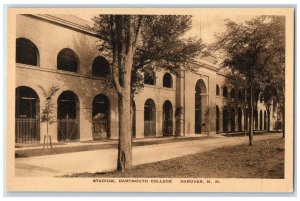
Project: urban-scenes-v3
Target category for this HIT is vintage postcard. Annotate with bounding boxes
[6,7,294,192]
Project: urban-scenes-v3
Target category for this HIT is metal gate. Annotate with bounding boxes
[58,118,79,141]
[92,119,107,140]
[144,120,155,137]
[15,117,40,143]
[163,119,173,136]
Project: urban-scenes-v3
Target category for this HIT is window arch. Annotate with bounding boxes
[216,85,220,96]
[163,73,172,88]
[57,48,79,72]
[16,38,39,66]
[144,71,156,85]
[223,86,228,97]
[92,56,110,77]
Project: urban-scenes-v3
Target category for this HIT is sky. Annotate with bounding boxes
[76,13,255,45]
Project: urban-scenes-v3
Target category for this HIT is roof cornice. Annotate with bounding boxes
[25,14,98,37]
[190,58,219,72]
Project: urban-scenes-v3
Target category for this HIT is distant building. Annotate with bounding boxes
[14,14,278,143]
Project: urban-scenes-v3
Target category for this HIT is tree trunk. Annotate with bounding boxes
[277,114,279,132]
[282,96,285,138]
[116,44,134,171]
[244,90,247,136]
[249,82,254,146]
[117,92,132,171]
[207,108,210,136]
[267,109,270,132]
[244,108,247,136]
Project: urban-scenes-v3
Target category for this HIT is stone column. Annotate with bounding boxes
[109,108,118,139]
[220,107,223,133]
[79,107,93,141]
[135,109,144,138]
[175,71,185,136]
[201,94,208,134]
[156,110,163,137]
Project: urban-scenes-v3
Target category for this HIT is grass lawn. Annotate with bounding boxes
[67,137,284,179]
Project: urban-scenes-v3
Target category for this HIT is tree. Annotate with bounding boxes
[212,16,285,145]
[92,15,205,170]
[262,16,285,138]
[222,74,246,133]
[39,85,60,148]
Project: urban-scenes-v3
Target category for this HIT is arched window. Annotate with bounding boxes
[238,108,242,131]
[57,48,79,72]
[57,91,80,141]
[92,94,110,140]
[254,109,258,130]
[230,89,236,99]
[163,73,172,88]
[264,111,267,130]
[163,73,173,88]
[216,105,220,133]
[144,99,156,136]
[223,106,229,133]
[260,110,263,130]
[223,86,228,97]
[260,95,264,103]
[16,38,39,66]
[163,100,173,136]
[238,90,244,101]
[92,56,110,77]
[144,71,155,85]
[230,107,235,132]
[195,79,207,134]
[216,85,220,96]
[15,86,40,143]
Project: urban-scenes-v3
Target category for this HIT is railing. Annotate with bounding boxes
[15,118,40,143]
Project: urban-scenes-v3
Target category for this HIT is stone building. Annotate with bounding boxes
[14,14,278,143]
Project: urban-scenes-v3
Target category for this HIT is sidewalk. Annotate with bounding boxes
[16,130,273,151]
[15,132,281,177]
[16,134,214,151]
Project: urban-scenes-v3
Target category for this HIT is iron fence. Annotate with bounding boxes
[15,118,40,143]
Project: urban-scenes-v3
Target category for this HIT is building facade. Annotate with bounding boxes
[15,14,278,144]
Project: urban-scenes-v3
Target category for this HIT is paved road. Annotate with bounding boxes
[15,133,281,177]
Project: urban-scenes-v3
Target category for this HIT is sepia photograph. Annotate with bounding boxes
[5,7,294,192]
